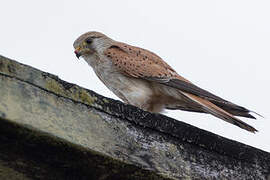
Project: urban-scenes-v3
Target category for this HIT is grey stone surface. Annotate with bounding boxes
[0,55,270,179]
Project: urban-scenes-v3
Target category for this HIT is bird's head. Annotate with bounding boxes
[73,31,113,59]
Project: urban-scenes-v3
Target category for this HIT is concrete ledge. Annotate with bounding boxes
[0,55,270,179]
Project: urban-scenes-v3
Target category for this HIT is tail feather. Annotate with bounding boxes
[182,92,257,133]
[210,101,256,119]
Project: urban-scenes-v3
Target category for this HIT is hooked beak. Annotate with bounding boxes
[74,47,81,59]
[75,51,81,59]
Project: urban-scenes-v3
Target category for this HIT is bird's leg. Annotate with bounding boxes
[140,97,164,113]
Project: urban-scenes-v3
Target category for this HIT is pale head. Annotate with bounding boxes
[73,31,113,59]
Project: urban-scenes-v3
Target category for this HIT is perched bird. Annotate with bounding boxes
[73,31,258,133]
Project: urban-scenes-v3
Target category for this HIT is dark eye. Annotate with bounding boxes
[85,38,93,44]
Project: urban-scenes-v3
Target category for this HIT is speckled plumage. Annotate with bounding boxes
[73,31,258,133]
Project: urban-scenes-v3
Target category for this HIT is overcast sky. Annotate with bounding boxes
[1,0,269,152]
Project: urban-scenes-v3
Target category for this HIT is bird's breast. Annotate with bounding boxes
[94,63,153,106]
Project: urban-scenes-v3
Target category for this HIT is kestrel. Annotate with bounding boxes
[73,31,258,132]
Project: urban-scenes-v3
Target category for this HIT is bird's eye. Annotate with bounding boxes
[85,38,93,44]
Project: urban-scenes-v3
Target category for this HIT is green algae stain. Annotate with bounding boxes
[45,79,66,95]
[0,59,18,75]
[77,89,97,105]
[102,98,109,103]
[45,79,98,107]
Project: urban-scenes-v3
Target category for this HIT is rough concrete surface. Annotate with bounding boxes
[0,55,270,180]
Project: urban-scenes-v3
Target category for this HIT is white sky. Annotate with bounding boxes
[1,0,269,152]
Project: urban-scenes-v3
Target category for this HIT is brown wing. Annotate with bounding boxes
[104,42,188,80]
[104,43,257,132]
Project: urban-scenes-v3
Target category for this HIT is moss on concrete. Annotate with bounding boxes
[45,78,66,96]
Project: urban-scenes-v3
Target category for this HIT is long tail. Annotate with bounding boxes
[210,100,257,119]
[182,92,257,133]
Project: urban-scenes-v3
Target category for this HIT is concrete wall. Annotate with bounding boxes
[0,55,269,179]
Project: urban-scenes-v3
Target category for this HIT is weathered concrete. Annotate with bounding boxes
[0,55,269,180]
